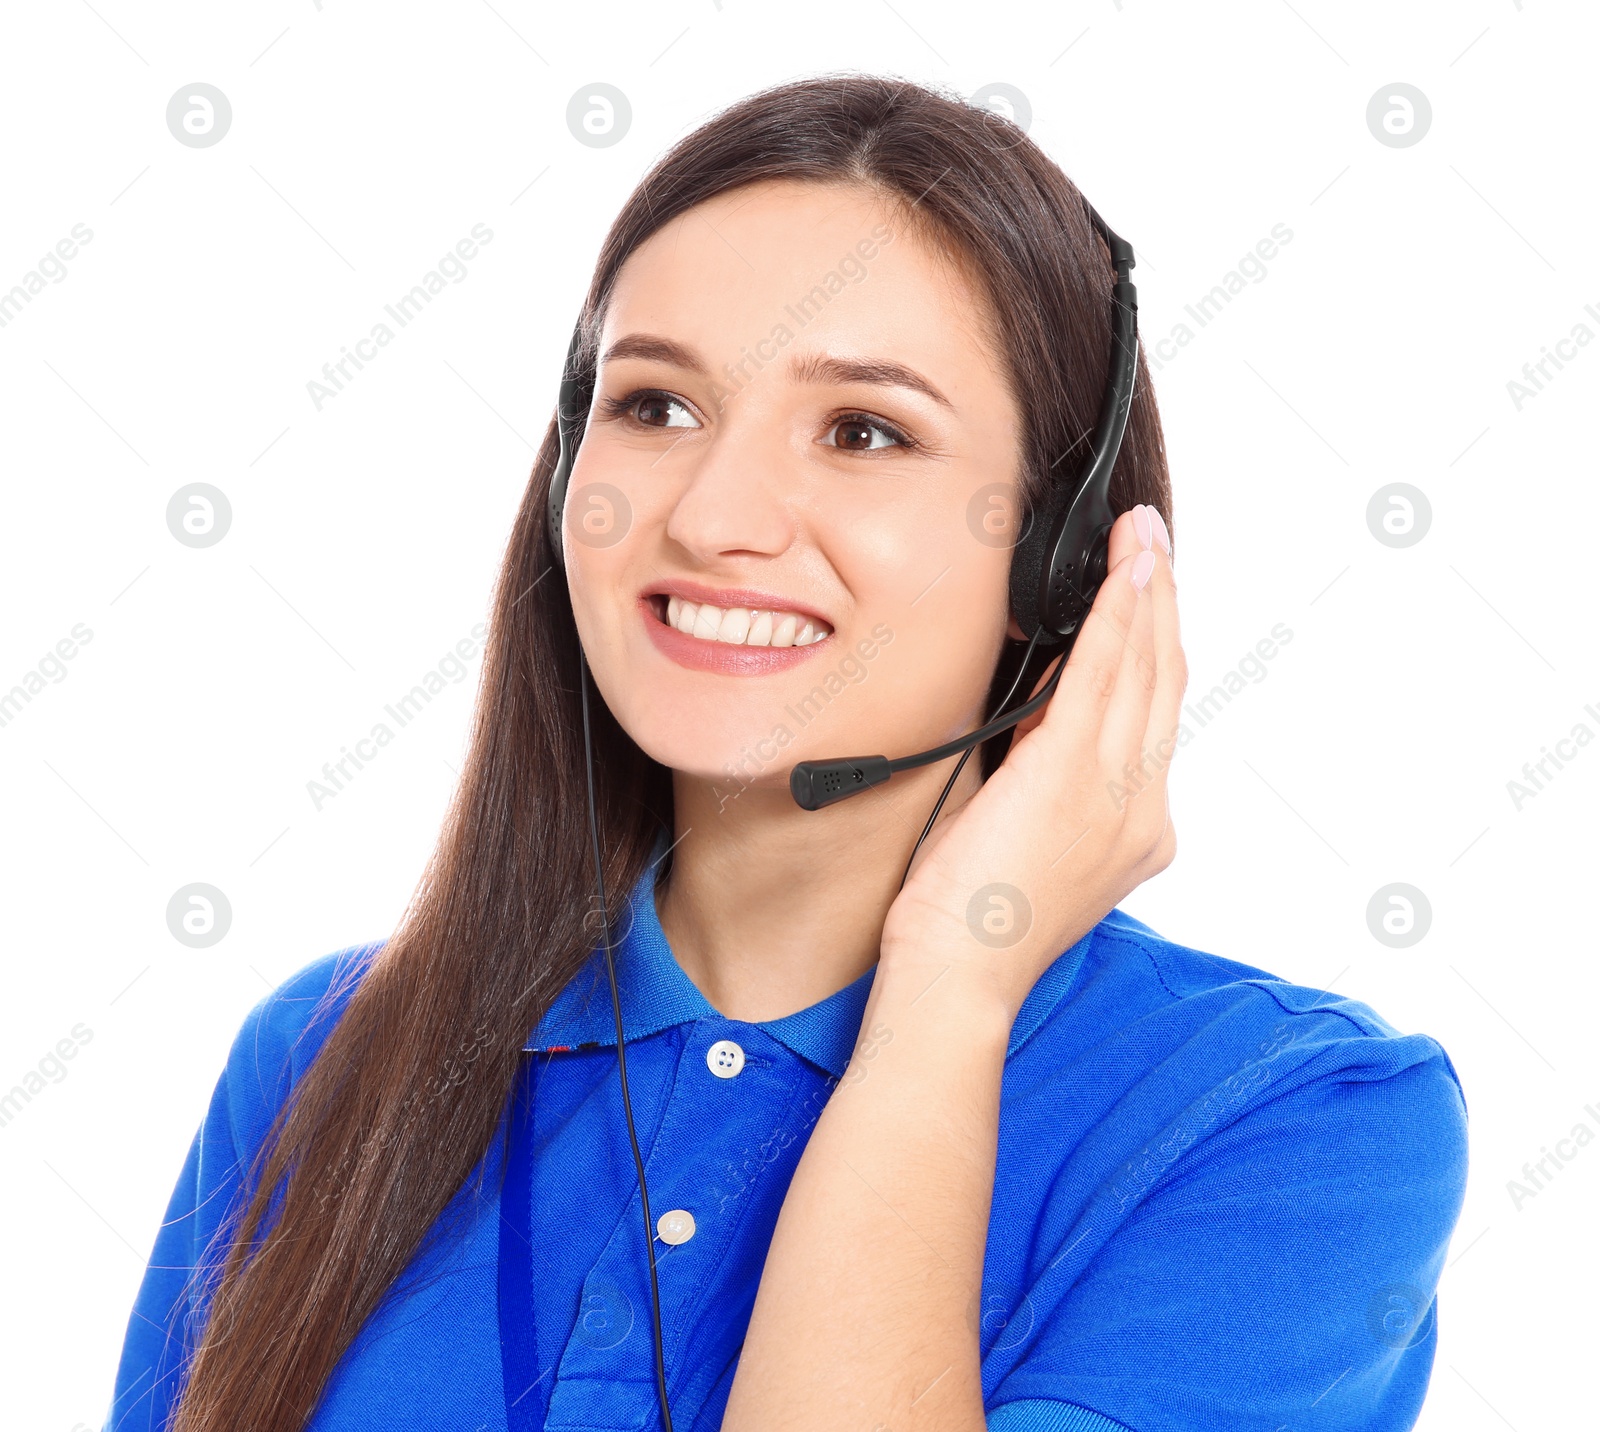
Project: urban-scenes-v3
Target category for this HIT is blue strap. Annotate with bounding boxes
[498,1054,542,1432]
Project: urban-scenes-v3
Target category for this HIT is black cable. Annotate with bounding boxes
[578,648,675,1432]
[897,629,1053,892]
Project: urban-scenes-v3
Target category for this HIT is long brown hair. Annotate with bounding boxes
[170,72,1172,1432]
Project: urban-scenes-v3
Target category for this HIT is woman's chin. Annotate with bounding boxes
[624,716,847,802]
[634,727,798,789]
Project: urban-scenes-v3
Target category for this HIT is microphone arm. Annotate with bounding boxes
[788,653,1067,811]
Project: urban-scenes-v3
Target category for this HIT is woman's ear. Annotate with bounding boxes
[1005,611,1027,641]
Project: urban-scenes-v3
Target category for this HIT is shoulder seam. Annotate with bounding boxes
[1095,927,1183,1001]
[1094,928,1401,1041]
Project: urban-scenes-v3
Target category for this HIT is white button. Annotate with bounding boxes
[656,1208,696,1245]
[706,1039,745,1078]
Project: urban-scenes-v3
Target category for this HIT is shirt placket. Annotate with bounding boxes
[542,1019,807,1432]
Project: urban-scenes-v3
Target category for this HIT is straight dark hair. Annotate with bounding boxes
[169,71,1171,1432]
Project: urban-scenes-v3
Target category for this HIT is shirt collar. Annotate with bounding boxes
[525,833,1095,1079]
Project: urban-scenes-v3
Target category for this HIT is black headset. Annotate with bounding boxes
[542,198,1137,1432]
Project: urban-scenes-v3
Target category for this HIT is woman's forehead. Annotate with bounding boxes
[600,179,1003,397]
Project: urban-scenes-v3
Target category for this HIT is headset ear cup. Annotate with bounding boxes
[1007,491,1051,642]
[547,440,571,572]
[547,320,590,574]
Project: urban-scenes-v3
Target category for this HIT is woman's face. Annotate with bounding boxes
[563,178,1025,792]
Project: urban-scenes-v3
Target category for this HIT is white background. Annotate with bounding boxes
[1,1,1595,1428]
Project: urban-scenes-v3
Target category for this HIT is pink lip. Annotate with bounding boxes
[639,595,832,676]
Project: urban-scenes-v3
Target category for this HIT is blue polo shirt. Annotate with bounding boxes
[106,855,1468,1432]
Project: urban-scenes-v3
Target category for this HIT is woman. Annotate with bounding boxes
[107,74,1468,1432]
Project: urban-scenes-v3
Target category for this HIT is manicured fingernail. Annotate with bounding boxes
[1131,549,1156,591]
[1149,507,1171,556]
[1132,504,1154,551]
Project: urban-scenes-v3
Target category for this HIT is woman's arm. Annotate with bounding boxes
[725,510,1184,1432]
[722,947,1013,1431]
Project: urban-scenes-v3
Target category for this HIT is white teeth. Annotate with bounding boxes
[656,598,828,649]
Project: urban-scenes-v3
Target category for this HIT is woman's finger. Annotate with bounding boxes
[1105,504,1147,577]
[1097,529,1159,778]
[1037,544,1142,747]
[1008,507,1146,748]
[1141,544,1184,756]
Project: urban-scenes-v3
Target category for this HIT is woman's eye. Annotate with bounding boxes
[608,390,699,429]
[826,414,908,452]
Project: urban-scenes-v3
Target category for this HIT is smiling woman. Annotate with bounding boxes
[106,73,1466,1432]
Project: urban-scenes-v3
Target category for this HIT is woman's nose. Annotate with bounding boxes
[662,416,797,563]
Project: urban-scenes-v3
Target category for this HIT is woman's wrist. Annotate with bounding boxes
[869,930,1017,1058]
[879,894,1092,1032]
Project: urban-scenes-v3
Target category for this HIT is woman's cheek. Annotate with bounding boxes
[564,533,635,655]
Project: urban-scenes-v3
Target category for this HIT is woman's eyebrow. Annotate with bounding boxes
[789,352,953,410]
[601,333,704,370]
[600,332,953,411]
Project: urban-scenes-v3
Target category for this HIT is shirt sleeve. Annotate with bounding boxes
[103,1060,244,1432]
[103,951,369,1432]
[984,1035,1469,1432]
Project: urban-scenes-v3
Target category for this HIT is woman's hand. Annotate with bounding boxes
[881,503,1186,1027]
[727,505,1184,1432]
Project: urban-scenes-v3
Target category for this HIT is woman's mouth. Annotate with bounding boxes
[652,594,833,647]
[640,592,834,675]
